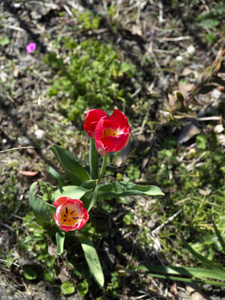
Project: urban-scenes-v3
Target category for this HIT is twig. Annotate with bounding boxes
[201,0,210,11]
[0,146,34,154]
[151,209,182,236]
[2,25,25,32]
[63,4,73,16]
[158,1,163,23]
[158,36,191,42]
[131,87,141,98]
[196,116,221,121]
[0,259,20,267]
[21,278,31,295]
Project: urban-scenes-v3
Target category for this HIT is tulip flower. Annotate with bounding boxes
[53,197,89,233]
[84,109,131,156]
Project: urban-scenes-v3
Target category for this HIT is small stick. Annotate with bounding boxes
[0,259,20,267]
[0,146,34,154]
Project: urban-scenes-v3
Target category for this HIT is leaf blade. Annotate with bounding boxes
[51,145,90,185]
[53,185,91,202]
[29,182,56,226]
[79,235,104,287]
[97,182,164,201]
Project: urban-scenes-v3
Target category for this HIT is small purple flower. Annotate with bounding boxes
[26,42,36,53]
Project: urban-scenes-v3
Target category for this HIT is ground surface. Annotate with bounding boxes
[0,0,225,299]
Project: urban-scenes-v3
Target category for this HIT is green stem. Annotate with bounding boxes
[89,138,99,179]
[98,155,107,180]
[56,231,66,255]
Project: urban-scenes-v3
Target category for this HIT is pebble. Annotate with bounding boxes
[18,136,32,146]
[35,129,45,140]
[187,45,196,55]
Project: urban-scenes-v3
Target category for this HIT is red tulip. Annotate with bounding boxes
[84,109,131,156]
[53,197,89,233]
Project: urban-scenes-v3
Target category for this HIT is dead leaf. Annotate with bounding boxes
[177,122,201,144]
[18,171,38,176]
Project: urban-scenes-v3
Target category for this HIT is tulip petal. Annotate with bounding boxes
[53,196,71,208]
[95,139,108,156]
[84,109,106,138]
[110,109,128,128]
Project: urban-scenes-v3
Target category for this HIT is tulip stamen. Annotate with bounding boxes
[66,207,68,214]
[73,217,78,219]
[71,210,75,214]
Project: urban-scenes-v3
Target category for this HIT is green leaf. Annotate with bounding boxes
[53,185,91,202]
[51,145,90,185]
[29,182,56,225]
[137,264,225,281]
[97,182,164,201]
[196,134,207,150]
[23,266,37,280]
[80,180,98,211]
[181,236,224,270]
[78,279,89,296]
[56,231,66,255]
[212,220,225,254]
[83,186,98,212]
[198,85,217,94]
[79,235,104,287]
[176,92,185,104]
[89,138,99,179]
[81,180,98,190]
[123,213,133,225]
[43,268,56,282]
[199,19,220,29]
[0,37,9,45]
[144,272,225,286]
[47,165,65,191]
[60,281,75,295]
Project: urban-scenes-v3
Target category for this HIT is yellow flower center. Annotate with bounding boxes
[59,206,79,226]
[102,128,119,138]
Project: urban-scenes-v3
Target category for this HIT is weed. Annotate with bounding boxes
[44,11,136,121]
[197,1,225,44]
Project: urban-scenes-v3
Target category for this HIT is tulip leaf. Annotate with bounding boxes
[29,182,56,226]
[56,231,66,255]
[81,180,98,211]
[82,186,98,212]
[47,164,65,191]
[97,182,164,201]
[53,185,91,202]
[79,234,104,287]
[89,138,98,179]
[81,179,98,190]
[51,145,90,185]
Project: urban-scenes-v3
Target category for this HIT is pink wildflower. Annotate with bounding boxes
[26,43,36,53]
